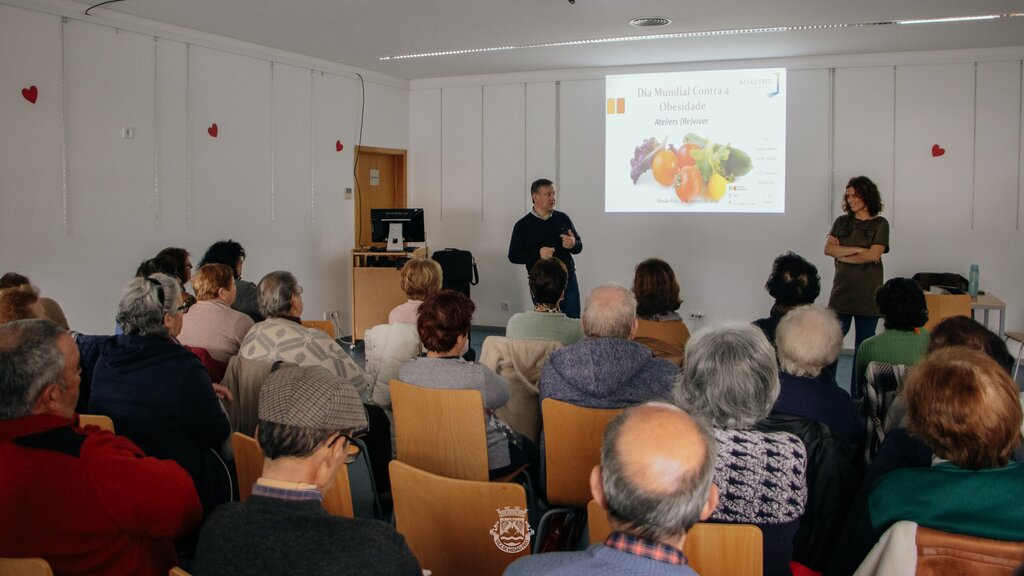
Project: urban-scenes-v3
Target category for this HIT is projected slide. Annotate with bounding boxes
[605,68,786,213]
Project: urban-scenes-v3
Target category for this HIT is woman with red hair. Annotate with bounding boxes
[398,289,534,478]
[833,347,1024,574]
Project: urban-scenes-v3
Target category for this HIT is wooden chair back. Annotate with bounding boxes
[587,499,611,543]
[322,444,358,517]
[0,558,53,576]
[391,379,490,481]
[542,399,623,507]
[924,294,972,333]
[915,525,1024,576]
[302,319,336,339]
[390,460,529,576]
[78,414,114,432]
[587,501,763,576]
[231,432,264,502]
[168,568,192,576]
[230,431,354,516]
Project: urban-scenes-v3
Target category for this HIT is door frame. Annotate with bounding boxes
[354,146,408,248]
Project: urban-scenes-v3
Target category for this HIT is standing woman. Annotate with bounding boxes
[824,176,889,397]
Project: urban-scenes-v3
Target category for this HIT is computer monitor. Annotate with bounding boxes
[370,208,425,251]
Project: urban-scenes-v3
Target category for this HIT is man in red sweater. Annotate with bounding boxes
[0,319,202,576]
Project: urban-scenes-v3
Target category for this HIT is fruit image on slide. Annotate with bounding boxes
[630,133,753,203]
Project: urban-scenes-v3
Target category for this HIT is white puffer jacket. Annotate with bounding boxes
[363,322,422,411]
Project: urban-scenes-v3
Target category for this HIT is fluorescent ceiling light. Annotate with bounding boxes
[380,12,1022,61]
[897,14,1003,25]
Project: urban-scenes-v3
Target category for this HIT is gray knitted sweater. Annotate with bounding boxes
[538,338,678,408]
[398,356,512,469]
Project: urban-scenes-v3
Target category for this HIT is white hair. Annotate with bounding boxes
[776,305,843,378]
[582,283,636,339]
[675,323,780,429]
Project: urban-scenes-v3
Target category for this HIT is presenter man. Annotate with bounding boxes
[508,179,583,318]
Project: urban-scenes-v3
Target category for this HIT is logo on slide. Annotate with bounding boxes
[490,506,533,553]
[767,72,781,97]
[606,97,626,114]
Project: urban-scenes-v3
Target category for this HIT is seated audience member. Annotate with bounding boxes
[240,271,366,395]
[135,255,179,279]
[761,305,863,571]
[0,319,201,575]
[505,258,582,345]
[0,272,69,328]
[675,324,807,576]
[156,246,197,310]
[505,403,718,575]
[770,306,864,445]
[540,283,677,408]
[0,285,44,324]
[388,257,442,325]
[866,315,1020,485]
[753,252,821,346]
[831,347,1024,575]
[399,289,534,478]
[192,365,420,576]
[853,277,929,393]
[89,273,233,513]
[363,322,421,413]
[178,263,255,363]
[926,315,1015,373]
[632,257,690,366]
[199,239,262,322]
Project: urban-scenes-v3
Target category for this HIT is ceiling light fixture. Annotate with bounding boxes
[380,12,1023,61]
[630,17,672,28]
[897,14,1002,25]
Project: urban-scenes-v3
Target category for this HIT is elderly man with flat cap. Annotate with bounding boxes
[505,402,719,575]
[192,365,420,576]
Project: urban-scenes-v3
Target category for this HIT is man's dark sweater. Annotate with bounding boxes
[192,495,421,575]
[508,210,582,273]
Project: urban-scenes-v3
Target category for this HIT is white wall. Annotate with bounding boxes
[4,0,1023,341]
[0,3,409,333]
[410,51,1024,338]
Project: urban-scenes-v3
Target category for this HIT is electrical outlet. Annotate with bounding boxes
[501,301,510,311]
[689,311,705,320]
[345,187,353,200]
[325,310,341,321]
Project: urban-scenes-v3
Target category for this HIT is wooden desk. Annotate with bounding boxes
[971,293,1006,338]
[351,248,426,341]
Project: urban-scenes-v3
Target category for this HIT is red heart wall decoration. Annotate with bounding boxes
[336,140,343,152]
[22,86,38,104]
[931,144,945,157]
[207,123,218,138]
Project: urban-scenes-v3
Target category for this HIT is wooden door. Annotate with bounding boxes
[355,146,407,248]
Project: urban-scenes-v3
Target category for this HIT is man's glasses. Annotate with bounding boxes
[327,427,369,463]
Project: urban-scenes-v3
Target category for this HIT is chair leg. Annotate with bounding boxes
[535,508,567,553]
[351,438,384,519]
[1004,336,1024,383]
[1015,341,1023,383]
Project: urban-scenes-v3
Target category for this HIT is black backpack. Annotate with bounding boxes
[431,248,479,297]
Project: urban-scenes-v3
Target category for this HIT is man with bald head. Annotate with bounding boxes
[539,283,678,408]
[505,402,718,575]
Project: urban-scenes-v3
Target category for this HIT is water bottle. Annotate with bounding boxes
[968,264,979,301]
